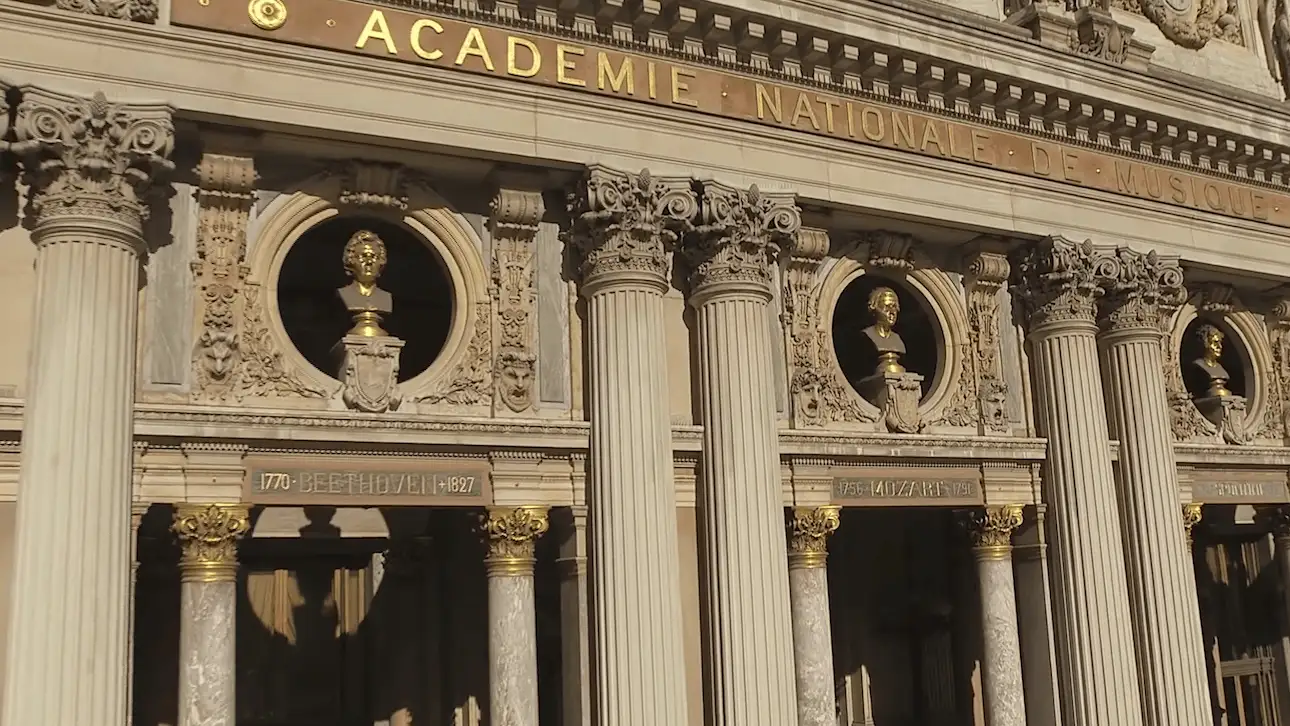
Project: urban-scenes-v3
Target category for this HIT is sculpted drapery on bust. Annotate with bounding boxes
[337,229,393,337]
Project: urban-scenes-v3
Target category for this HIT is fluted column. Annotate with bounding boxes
[1098,249,1211,726]
[172,504,251,726]
[960,505,1028,726]
[685,181,801,726]
[786,506,840,726]
[2,88,174,726]
[483,506,550,726]
[1009,236,1144,726]
[569,166,697,726]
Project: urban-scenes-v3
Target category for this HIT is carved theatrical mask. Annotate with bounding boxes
[496,349,536,413]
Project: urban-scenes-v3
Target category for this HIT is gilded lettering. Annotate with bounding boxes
[1169,174,1188,204]
[1203,183,1224,212]
[860,107,884,142]
[791,92,820,131]
[756,84,782,123]
[892,112,916,149]
[919,120,947,156]
[671,68,699,107]
[846,102,856,138]
[1115,161,1140,196]
[1032,143,1052,176]
[1254,193,1270,221]
[647,62,657,99]
[597,53,633,94]
[507,36,541,77]
[970,130,993,165]
[355,9,398,54]
[409,18,444,60]
[455,27,496,70]
[817,96,841,134]
[556,45,586,87]
[1230,188,1248,216]
[1061,150,1080,183]
[1144,168,1163,199]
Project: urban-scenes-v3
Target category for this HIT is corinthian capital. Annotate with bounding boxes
[172,503,250,583]
[13,88,175,239]
[54,0,159,23]
[569,165,698,292]
[686,181,800,299]
[786,506,841,569]
[1097,247,1186,334]
[482,505,550,577]
[1010,236,1116,331]
[958,504,1024,560]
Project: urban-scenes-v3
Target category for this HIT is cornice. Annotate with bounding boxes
[1174,443,1290,466]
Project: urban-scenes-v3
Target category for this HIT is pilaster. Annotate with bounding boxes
[555,506,591,726]
[786,506,840,726]
[959,505,1027,726]
[685,180,801,726]
[483,506,549,726]
[3,87,174,726]
[172,503,250,726]
[569,165,695,726]
[1009,236,1144,726]
[1098,247,1211,726]
[964,245,1012,434]
[489,183,544,415]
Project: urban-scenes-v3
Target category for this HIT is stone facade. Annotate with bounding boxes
[2,1,1290,725]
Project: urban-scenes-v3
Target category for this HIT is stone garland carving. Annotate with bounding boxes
[965,251,1011,434]
[54,0,158,23]
[417,300,493,405]
[191,154,257,401]
[686,181,800,295]
[489,187,544,413]
[12,88,175,234]
[783,229,876,426]
[568,165,698,287]
[239,283,327,399]
[786,505,841,569]
[1113,0,1243,48]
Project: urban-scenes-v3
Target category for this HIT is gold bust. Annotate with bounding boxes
[863,286,906,375]
[337,230,393,337]
[1191,324,1231,398]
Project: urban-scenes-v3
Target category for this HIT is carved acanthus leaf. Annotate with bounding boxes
[965,250,1011,433]
[1010,236,1116,330]
[687,181,800,295]
[490,187,544,413]
[482,506,550,563]
[958,504,1024,549]
[1097,247,1187,333]
[419,300,492,406]
[237,283,327,399]
[13,88,174,234]
[329,160,419,211]
[857,230,917,272]
[172,504,250,576]
[786,506,841,567]
[569,166,697,287]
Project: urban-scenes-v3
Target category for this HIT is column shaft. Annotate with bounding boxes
[485,506,549,726]
[1102,328,1211,726]
[173,504,249,726]
[786,507,840,726]
[570,167,695,726]
[1012,238,1143,726]
[557,506,591,726]
[962,505,1028,726]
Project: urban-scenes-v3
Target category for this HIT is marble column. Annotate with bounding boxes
[960,505,1028,726]
[1098,249,1212,726]
[483,505,550,726]
[685,181,801,726]
[2,88,174,726]
[1257,506,1290,635]
[172,503,251,726]
[1009,236,1144,726]
[128,501,150,726]
[556,505,592,726]
[786,506,841,726]
[568,166,696,726]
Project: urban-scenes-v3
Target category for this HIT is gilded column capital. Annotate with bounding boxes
[1097,247,1187,336]
[12,87,174,243]
[483,505,550,577]
[569,165,697,293]
[172,503,250,583]
[685,181,800,301]
[786,506,841,569]
[53,0,158,22]
[1181,503,1203,543]
[1010,236,1115,332]
[958,505,1025,560]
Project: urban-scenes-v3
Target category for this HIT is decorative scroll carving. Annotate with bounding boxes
[54,0,158,23]
[490,187,544,413]
[786,506,841,569]
[191,154,257,402]
[12,88,174,235]
[957,504,1024,558]
[1097,247,1187,333]
[1113,0,1243,48]
[1265,297,1290,440]
[569,165,697,288]
[1072,6,1135,63]
[172,504,250,582]
[331,160,414,211]
[482,505,550,576]
[238,283,327,398]
[339,335,404,413]
[783,228,876,427]
[418,300,492,405]
[1010,236,1116,330]
[856,230,916,273]
[687,181,800,295]
[965,250,1011,434]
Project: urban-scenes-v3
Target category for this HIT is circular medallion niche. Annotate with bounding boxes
[1179,316,1249,400]
[275,215,454,382]
[831,274,941,406]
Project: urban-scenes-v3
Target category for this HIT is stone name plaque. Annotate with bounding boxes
[1192,477,1290,504]
[831,475,983,507]
[245,462,491,506]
